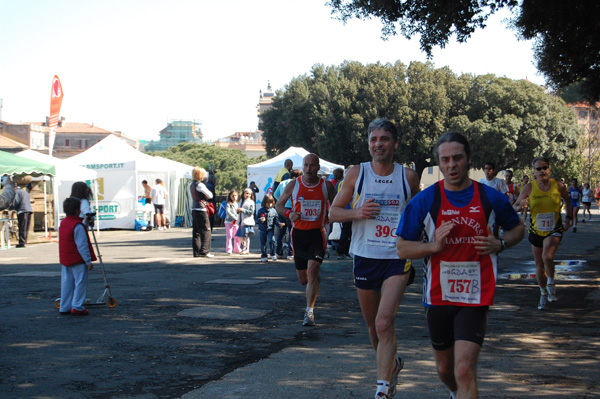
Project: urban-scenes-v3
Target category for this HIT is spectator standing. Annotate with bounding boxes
[10,183,33,248]
[272,159,293,193]
[58,197,97,316]
[255,194,283,262]
[0,175,15,210]
[237,188,256,255]
[273,169,303,260]
[329,168,344,189]
[150,179,168,230]
[141,180,152,205]
[249,181,260,195]
[70,181,93,227]
[334,167,353,260]
[190,167,214,258]
[224,190,241,254]
[205,173,217,232]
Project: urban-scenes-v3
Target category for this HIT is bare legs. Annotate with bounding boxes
[357,273,409,381]
[434,340,481,399]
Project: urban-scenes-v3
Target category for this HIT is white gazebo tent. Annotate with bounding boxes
[246,146,344,206]
[67,135,193,229]
[16,149,98,234]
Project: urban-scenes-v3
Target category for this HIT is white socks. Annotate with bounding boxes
[376,380,390,395]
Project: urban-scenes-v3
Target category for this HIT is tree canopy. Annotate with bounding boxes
[260,61,582,179]
[327,0,600,102]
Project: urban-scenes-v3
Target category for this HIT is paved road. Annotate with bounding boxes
[1,212,599,399]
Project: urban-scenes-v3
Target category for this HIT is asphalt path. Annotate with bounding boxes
[1,210,599,399]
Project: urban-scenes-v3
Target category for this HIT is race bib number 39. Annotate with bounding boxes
[365,210,399,246]
[536,212,555,232]
[301,200,321,221]
[364,193,402,247]
[440,261,481,304]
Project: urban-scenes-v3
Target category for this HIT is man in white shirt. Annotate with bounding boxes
[479,162,509,238]
[478,162,508,195]
[150,179,168,230]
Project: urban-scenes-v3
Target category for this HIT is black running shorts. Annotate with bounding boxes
[426,305,489,351]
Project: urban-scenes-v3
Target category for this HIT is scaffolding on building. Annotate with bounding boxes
[145,119,203,152]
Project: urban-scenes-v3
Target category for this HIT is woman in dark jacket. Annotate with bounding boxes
[190,167,214,258]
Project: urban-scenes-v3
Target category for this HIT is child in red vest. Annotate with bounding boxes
[59,197,97,316]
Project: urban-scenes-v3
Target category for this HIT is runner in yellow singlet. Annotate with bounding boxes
[513,157,571,310]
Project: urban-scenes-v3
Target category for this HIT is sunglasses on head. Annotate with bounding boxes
[535,166,549,171]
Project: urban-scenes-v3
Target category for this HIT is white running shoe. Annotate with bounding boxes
[261,257,268,263]
[388,355,404,397]
[303,310,315,326]
[538,293,548,310]
[547,284,558,302]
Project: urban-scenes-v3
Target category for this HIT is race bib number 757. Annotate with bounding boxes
[440,261,481,304]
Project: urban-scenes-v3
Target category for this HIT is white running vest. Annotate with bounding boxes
[350,162,411,259]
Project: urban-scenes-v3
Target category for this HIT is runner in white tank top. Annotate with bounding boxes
[350,161,411,259]
[330,119,420,399]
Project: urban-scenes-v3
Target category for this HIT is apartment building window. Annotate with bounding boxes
[65,139,70,147]
[428,166,434,174]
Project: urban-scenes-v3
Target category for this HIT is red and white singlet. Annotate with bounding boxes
[425,182,498,306]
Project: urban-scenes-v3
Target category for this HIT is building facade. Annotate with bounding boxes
[1,117,139,158]
[144,119,203,152]
[569,102,600,141]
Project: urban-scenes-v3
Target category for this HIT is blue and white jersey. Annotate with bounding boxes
[350,162,411,259]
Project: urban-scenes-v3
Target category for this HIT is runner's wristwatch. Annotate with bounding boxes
[499,238,507,253]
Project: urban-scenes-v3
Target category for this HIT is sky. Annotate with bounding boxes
[0,0,544,143]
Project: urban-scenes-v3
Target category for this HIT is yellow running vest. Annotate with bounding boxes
[529,179,563,236]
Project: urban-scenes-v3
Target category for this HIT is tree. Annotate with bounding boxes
[514,1,600,102]
[452,75,581,175]
[327,0,600,101]
[147,143,267,195]
[260,61,582,179]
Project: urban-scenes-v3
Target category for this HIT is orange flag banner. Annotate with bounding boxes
[48,75,64,155]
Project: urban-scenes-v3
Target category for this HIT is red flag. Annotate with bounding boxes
[48,75,64,155]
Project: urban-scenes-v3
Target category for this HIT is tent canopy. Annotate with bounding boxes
[247,146,344,205]
[16,150,96,181]
[67,135,194,229]
[0,150,56,177]
[16,150,99,230]
[69,135,192,175]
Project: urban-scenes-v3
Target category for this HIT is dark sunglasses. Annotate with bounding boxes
[535,166,549,171]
